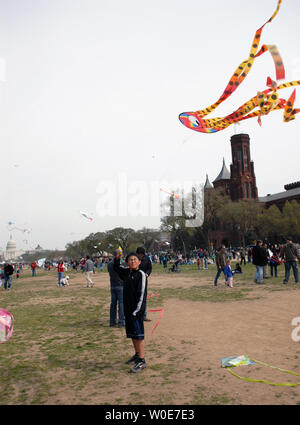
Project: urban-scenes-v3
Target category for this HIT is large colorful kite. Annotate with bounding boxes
[179,0,300,133]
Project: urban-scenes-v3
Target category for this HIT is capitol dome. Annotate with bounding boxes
[6,239,17,251]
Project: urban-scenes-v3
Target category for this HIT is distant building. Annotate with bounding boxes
[205,133,258,203]
[0,235,25,261]
[259,181,300,210]
[204,133,300,247]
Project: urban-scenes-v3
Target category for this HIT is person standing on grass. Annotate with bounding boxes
[240,248,246,266]
[252,240,267,284]
[4,262,14,290]
[114,251,147,373]
[108,250,125,328]
[224,259,234,287]
[214,245,228,286]
[57,260,64,288]
[262,243,270,279]
[84,255,94,287]
[162,255,168,270]
[270,251,280,278]
[31,260,37,277]
[280,236,300,284]
[136,247,152,322]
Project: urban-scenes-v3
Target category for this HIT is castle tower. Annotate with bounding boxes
[229,133,258,201]
[204,174,213,191]
[213,158,231,196]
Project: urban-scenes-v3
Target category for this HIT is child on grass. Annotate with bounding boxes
[224,259,234,287]
[114,251,147,373]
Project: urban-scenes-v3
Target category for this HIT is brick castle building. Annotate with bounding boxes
[204,133,300,246]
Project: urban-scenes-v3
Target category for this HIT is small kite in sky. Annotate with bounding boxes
[160,188,180,199]
[79,211,93,221]
[179,0,300,133]
[0,308,14,343]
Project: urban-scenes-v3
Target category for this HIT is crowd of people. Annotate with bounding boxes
[1,238,300,375]
[1,238,299,292]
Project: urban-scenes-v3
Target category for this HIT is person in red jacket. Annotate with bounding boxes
[57,260,64,288]
[31,261,37,277]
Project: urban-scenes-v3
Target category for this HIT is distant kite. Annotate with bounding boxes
[79,211,93,221]
[179,0,300,133]
[160,188,180,199]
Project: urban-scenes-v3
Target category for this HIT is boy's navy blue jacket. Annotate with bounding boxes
[113,259,147,320]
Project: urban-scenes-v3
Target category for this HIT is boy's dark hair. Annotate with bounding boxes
[126,252,140,262]
[136,247,146,255]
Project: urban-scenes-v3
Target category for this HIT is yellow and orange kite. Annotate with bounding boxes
[179,0,300,133]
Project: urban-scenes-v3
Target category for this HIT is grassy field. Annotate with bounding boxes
[0,262,299,405]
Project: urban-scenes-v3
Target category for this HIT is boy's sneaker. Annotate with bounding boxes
[130,359,146,373]
[125,353,139,365]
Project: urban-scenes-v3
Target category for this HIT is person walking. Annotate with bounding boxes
[108,251,125,328]
[214,245,228,286]
[280,237,300,284]
[252,240,268,284]
[84,255,94,287]
[240,249,246,266]
[3,263,14,290]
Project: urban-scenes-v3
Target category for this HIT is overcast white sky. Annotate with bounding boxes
[1,0,299,250]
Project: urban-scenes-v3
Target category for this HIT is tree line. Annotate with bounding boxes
[55,192,300,259]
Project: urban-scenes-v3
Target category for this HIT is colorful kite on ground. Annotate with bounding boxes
[0,308,14,343]
[222,355,300,387]
[179,0,300,133]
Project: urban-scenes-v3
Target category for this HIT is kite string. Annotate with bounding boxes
[225,357,300,387]
[146,293,164,335]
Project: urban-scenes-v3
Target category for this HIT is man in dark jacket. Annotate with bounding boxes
[214,245,228,286]
[252,240,268,284]
[108,250,125,327]
[136,247,152,321]
[4,263,14,290]
[280,237,300,284]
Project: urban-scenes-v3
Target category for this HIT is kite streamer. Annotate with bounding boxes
[179,0,300,133]
[0,308,14,343]
[147,309,164,335]
[147,293,164,335]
